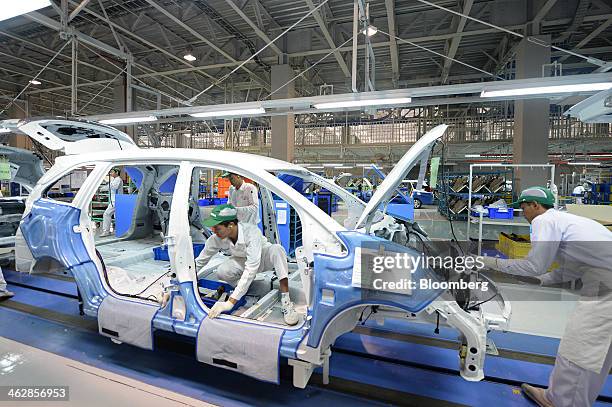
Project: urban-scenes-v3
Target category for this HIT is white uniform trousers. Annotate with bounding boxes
[102,204,116,234]
[216,244,288,287]
[546,343,612,406]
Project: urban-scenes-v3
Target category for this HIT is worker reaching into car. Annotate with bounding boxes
[480,186,612,407]
[195,204,299,325]
[100,168,123,237]
[223,172,259,225]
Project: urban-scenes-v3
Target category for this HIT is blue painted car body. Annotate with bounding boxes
[20,199,442,360]
[14,122,498,386]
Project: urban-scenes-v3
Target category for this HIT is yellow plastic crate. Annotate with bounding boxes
[496,233,531,259]
[496,233,559,270]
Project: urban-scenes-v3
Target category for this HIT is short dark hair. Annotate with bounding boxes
[529,201,553,210]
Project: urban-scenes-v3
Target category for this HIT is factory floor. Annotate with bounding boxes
[0,337,213,407]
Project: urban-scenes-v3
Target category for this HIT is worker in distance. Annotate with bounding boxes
[223,172,259,225]
[100,168,123,238]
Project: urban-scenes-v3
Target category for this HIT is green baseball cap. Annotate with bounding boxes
[511,186,555,208]
[203,204,238,227]
[220,171,233,178]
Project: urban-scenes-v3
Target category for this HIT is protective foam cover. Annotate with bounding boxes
[98,295,159,350]
[196,317,283,383]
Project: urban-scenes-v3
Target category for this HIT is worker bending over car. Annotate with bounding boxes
[195,204,299,325]
[481,186,612,407]
[223,172,259,225]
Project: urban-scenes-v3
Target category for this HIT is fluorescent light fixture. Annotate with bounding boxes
[568,161,600,166]
[0,0,50,22]
[308,166,324,169]
[356,163,373,167]
[29,79,41,85]
[336,166,354,169]
[183,53,196,62]
[99,116,157,125]
[481,82,612,98]
[189,107,265,118]
[0,128,10,133]
[322,163,343,167]
[314,97,411,110]
[465,154,481,158]
[362,25,378,37]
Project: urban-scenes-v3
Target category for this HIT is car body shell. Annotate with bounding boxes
[8,120,509,387]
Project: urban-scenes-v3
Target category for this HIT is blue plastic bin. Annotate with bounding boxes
[153,243,206,261]
[197,279,246,313]
[488,207,514,219]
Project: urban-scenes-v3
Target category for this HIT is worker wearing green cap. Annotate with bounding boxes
[195,204,299,325]
[481,186,612,407]
[221,172,259,225]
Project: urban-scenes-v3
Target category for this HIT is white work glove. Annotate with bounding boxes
[208,300,234,319]
[481,255,500,271]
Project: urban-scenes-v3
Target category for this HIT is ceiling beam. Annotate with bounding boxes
[440,0,474,84]
[26,11,126,59]
[64,0,223,98]
[143,0,269,90]
[68,0,92,22]
[385,0,400,86]
[0,29,118,80]
[303,0,351,78]
[250,0,282,30]
[533,0,558,25]
[223,0,283,55]
[7,16,207,106]
[557,17,612,63]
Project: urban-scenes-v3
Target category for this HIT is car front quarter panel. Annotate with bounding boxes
[306,231,445,349]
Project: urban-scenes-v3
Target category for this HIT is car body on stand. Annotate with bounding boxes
[7,119,510,388]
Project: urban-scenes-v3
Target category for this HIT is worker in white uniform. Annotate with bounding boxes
[195,204,299,325]
[572,184,586,204]
[223,172,259,225]
[0,266,14,300]
[481,187,612,407]
[100,168,123,237]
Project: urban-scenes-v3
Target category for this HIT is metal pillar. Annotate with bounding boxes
[270,64,295,162]
[513,35,551,191]
[126,54,133,113]
[71,37,78,116]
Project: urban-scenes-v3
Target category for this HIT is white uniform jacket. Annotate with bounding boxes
[495,209,612,373]
[195,223,269,301]
[228,182,259,225]
[109,176,123,206]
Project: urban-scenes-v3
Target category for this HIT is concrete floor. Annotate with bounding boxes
[0,337,214,407]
